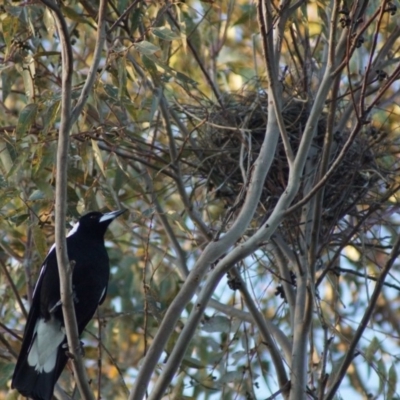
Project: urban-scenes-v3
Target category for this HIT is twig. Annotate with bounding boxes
[257,0,294,166]
[166,8,224,108]
[285,117,362,216]
[324,233,400,400]
[140,166,189,278]
[0,259,28,319]
[307,1,341,278]
[269,239,296,323]
[96,310,102,400]
[315,187,397,287]
[23,218,34,303]
[159,97,211,240]
[85,328,130,395]
[318,326,331,400]
[358,2,387,116]
[54,383,73,400]
[128,43,282,400]
[40,0,100,398]
[231,267,290,385]
[107,0,140,33]
[0,320,22,341]
[71,0,108,124]
[145,260,291,400]
[142,213,154,373]
[0,331,18,358]
[333,267,400,292]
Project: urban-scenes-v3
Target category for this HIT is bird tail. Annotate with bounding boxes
[12,352,66,400]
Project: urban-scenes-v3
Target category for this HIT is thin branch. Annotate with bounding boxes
[257,0,294,166]
[0,320,22,341]
[308,23,341,276]
[159,97,211,240]
[269,239,296,323]
[136,170,266,328]
[146,261,290,400]
[316,185,400,287]
[129,57,282,400]
[358,1,387,116]
[324,233,400,400]
[207,298,255,323]
[40,0,97,398]
[54,384,73,400]
[285,117,361,216]
[166,8,224,108]
[331,6,381,77]
[289,255,313,400]
[85,328,130,396]
[230,267,290,386]
[0,331,18,358]
[23,219,34,303]
[333,267,400,292]
[107,0,140,33]
[0,259,28,319]
[140,166,189,278]
[71,0,108,124]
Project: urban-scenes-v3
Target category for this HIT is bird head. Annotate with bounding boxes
[72,209,126,239]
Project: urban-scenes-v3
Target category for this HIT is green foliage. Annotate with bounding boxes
[1,0,400,399]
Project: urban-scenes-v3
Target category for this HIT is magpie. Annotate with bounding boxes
[12,209,125,400]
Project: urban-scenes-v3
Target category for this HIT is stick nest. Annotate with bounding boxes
[180,90,387,241]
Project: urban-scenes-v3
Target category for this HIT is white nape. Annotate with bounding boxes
[27,317,65,373]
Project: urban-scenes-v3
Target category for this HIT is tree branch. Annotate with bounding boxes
[146,261,291,400]
[40,0,99,398]
[71,0,108,125]
[129,71,282,400]
[0,259,28,319]
[324,233,400,400]
[257,0,294,166]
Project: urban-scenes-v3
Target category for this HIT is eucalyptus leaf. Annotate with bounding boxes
[134,41,161,56]
[181,356,205,369]
[218,370,244,384]
[15,103,38,138]
[152,27,181,41]
[387,363,397,400]
[202,316,231,333]
[365,337,381,363]
[32,224,49,260]
[0,362,15,386]
[28,189,45,201]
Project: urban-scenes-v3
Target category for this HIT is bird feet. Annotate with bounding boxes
[62,340,85,359]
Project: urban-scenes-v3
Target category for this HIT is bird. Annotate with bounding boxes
[12,209,125,400]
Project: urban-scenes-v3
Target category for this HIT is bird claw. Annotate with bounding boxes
[78,341,85,356]
[65,350,75,360]
[63,341,85,358]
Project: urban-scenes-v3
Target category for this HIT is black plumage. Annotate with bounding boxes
[12,209,125,400]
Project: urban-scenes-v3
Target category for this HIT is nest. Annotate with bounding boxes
[180,90,384,243]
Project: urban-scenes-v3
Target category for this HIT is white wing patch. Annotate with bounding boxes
[27,317,65,373]
[66,221,80,238]
[28,220,82,372]
[99,286,107,304]
[32,221,80,298]
[32,261,46,298]
[47,221,80,256]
